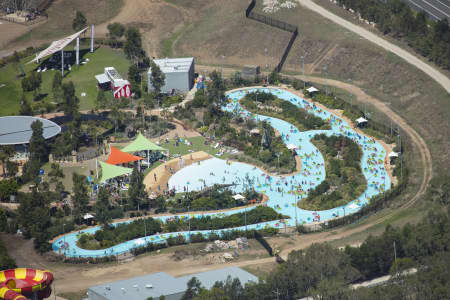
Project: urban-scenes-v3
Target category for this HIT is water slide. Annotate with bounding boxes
[0,269,53,300]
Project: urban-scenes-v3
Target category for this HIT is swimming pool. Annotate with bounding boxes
[53,87,390,257]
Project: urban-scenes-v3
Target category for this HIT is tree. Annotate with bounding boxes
[52,71,63,103]
[107,22,125,48]
[128,64,141,84]
[94,187,111,227]
[124,26,144,60]
[150,61,166,99]
[49,163,64,181]
[19,94,33,115]
[72,11,87,32]
[72,173,90,222]
[17,191,52,252]
[96,89,107,109]
[128,166,146,210]
[181,277,203,300]
[62,81,80,118]
[29,120,48,163]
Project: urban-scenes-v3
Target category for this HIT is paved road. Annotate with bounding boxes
[300,0,450,93]
[403,0,450,21]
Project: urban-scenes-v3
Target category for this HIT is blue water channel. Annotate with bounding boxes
[53,88,390,257]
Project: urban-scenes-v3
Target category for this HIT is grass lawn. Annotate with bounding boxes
[0,47,130,116]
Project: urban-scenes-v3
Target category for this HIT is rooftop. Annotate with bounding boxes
[0,116,61,145]
[88,267,258,300]
[151,57,194,73]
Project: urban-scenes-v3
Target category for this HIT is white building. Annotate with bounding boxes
[147,57,195,94]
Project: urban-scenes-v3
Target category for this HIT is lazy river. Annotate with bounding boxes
[53,87,391,258]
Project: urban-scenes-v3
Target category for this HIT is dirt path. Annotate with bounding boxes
[299,0,450,93]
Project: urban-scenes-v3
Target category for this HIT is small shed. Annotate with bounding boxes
[95,73,111,90]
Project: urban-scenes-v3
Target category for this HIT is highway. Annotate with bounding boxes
[403,0,450,22]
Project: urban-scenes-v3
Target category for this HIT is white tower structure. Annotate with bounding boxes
[90,24,94,53]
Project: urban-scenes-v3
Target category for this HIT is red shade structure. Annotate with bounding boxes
[106,146,144,165]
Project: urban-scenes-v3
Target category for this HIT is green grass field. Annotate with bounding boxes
[0,47,131,116]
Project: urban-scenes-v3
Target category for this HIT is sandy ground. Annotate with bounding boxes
[0,21,34,54]
[144,150,211,194]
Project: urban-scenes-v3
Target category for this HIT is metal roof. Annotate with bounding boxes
[88,267,258,300]
[178,267,258,289]
[95,74,110,84]
[151,57,194,73]
[0,116,61,145]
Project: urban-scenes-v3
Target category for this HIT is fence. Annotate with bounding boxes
[245,0,299,73]
[0,15,47,25]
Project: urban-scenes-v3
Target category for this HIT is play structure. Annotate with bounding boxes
[0,269,53,300]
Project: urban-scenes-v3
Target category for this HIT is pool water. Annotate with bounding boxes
[53,88,390,257]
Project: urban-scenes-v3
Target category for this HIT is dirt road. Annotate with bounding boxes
[298,0,450,93]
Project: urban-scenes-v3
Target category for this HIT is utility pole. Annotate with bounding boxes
[324,65,328,95]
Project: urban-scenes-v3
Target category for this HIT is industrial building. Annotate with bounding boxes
[86,267,258,300]
[147,57,195,94]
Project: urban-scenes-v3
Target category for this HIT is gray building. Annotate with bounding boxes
[147,57,195,94]
[86,267,258,300]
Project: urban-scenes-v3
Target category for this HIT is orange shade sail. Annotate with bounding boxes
[106,146,144,165]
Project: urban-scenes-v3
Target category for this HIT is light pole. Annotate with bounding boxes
[221,55,225,77]
[276,152,282,170]
[63,223,66,256]
[300,56,305,89]
[188,205,191,242]
[144,217,147,237]
[323,65,328,95]
[244,208,247,235]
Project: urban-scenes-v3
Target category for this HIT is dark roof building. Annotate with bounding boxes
[0,116,61,145]
[86,267,258,300]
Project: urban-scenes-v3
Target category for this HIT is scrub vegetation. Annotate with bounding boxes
[77,206,286,250]
[298,134,366,210]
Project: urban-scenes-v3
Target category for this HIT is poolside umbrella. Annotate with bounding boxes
[106,146,144,165]
[122,132,167,165]
[99,161,133,183]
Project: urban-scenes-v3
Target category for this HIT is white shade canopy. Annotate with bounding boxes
[28,27,88,64]
[306,86,319,93]
[232,194,245,200]
[83,213,94,220]
[356,117,368,124]
[287,144,298,150]
[388,152,399,158]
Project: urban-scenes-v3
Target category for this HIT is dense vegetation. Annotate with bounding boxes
[175,72,297,173]
[336,0,450,69]
[241,91,330,131]
[184,209,450,300]
[164,185,263,213]
[78,206,286,250]
[0,237,16,270]
[298,134,366,210]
